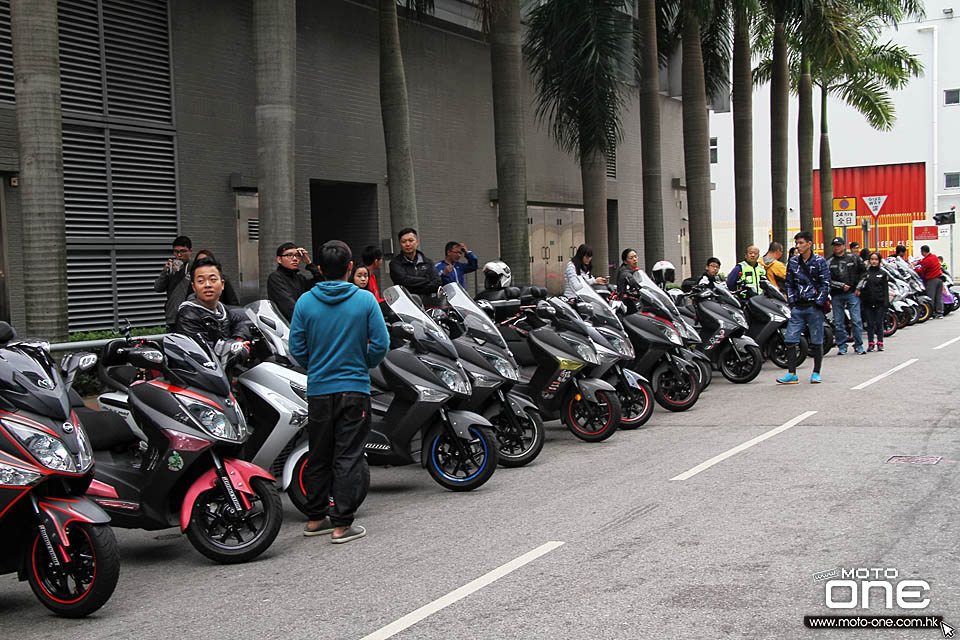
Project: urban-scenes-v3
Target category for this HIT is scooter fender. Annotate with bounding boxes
[620,367,648,391]
[574,376,617,402]
[689,349,712,365]
[281,441,310,492]
[482,392,537,421]
[36,496,111,550]
[421,410,494,468]
[179,458,275,531]
[730,335,760,353]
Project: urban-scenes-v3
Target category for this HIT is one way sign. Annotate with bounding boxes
[863,195,888,218]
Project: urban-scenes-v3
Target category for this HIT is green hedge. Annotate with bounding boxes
[68,325,166,398]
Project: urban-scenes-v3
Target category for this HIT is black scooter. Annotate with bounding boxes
[726,281,808,369]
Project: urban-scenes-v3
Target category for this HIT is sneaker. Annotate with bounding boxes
[867,342,875,352]
[855,346,866,355]
[810,372,822,384]
[331,525,366,544]
[776,373,799,385]
[837,346,847,355]
[303,517,335,537]
[878,342,884,351]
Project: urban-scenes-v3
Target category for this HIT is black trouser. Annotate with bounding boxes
[304,392,371,527]
[862,306,885,343]
[925,278,944,315]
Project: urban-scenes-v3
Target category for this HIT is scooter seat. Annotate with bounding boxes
[75,406,141,452]
[369,366,388,392]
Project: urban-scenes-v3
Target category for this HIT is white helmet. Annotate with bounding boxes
[652,260,676,286]
[483,261,512,289]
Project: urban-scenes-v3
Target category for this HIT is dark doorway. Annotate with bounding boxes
[0,184,9,323]
[606,199,619,277]
[309,180,379,260]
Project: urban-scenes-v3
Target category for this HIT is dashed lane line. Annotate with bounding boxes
[933,336,960,350]
[850,359,919,390]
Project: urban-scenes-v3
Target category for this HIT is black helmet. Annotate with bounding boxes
[831,237,846,246]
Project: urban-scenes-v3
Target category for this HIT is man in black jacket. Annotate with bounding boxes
[154,235,193,332]
[388,228,440,296]
[175,258,253,347]
[268,242,322,322]
[827,237,866,355]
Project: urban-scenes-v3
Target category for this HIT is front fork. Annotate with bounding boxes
[438,407,477,461]
[211,450,252,512]
[29,494,68,568]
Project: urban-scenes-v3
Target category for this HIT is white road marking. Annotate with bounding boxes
[850,359,919,390]
[670,411,818,481]
[933,336,960,350]
[359,541,565,640]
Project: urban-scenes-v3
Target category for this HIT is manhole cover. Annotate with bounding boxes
[886,456,942,465]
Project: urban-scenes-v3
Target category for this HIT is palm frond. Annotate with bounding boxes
[832,76,897,130]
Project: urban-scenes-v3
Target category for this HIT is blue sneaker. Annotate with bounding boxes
[837,346,847,355]
[776,373,799,385]
[855,346,865,355]
[810,372,822,384]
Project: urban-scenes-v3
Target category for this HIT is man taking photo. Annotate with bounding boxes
[436,241,479,287]
[154,235,193,332]
[268,242,322,322]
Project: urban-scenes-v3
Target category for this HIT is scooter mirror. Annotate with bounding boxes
[389,322,416,340]
[475,299,495,319]
[60,351,98,375]
[535,301,556,320]
[575,300,593,317]
[127,348,165,370]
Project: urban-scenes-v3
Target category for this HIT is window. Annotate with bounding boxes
[946,89,960,105]
[947,173,960,189]
[709,137,718,164]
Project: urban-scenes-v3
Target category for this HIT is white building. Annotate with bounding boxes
[709,1,960,272]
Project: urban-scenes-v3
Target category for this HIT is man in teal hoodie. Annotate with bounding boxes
[289,240,389,543]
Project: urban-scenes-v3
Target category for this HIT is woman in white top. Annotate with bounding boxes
[564,244,608,298]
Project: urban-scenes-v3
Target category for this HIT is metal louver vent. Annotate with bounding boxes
[110,130,177,238]
[64,126,109,238]
[66,251,115,332]
[102,0,171,124]
[605,128,617,180]
[59,0,104,116]
[115,250,166,327]
[247,218,260,242]
[0,0,12,104]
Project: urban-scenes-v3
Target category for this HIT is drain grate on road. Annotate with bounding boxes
[886,456,942,465]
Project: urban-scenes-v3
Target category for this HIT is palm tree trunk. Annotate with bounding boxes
[681,13,714,272]
[732,11,753,258]
[254,0,296,296]
[819,85,835,246]
[580,148,609,276]
[798,53,814,235]
[488,0,530,284]
[10,0,67,339]
[379,0,419,238]
[638,0,664,269]
[770,21,789,246]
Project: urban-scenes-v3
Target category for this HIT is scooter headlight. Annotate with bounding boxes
[598,329,634,358]
[419,358,472,395]
[561,336,599,365]
[769,313,787,324]
[730,310,750,329]
[658,324,683,346]
[476,348,519,381]
[3,421,76,472]
[0,461,43,486]
[74,423,94,471]
[175,393,244,442]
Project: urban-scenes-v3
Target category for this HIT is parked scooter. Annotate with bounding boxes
[0,325,120,617]
[723,280,808,369]
[80,333,283,564]
[649,262,713,390]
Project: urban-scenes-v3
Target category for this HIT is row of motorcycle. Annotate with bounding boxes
[0,260,952,617]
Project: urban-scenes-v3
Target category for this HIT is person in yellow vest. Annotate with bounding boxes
[726,245,767,293]
[762,242,787,291]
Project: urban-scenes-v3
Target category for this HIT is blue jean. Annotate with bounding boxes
[832,291,863,349]
[785,305,824,345]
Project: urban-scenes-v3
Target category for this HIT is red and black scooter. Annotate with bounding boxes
[77,332,282,564]
[0,322,120,617]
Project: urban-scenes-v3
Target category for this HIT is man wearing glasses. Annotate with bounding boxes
[268,242,322,322]
[153,235,193,332]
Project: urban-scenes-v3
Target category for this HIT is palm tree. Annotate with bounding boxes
[797,52,814,233]
[637,0,665,269]
[524,0,636,273]
[10,0,68,339]
[816,25,922,243]
[379,1,433,238]
[731,0,757,257]
[253,0,296,298]
[478,0,530,284]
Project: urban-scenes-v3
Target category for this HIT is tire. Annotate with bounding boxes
[883,310,898,337]
[822,325,835,354]
[694,358,712,391]
[651,363,699,412]
[28,522,120,618]
[425,424,499,491]
[616,376,654,429]
[718,343,763,384]
[906,305,919,325]
[768,334,807,369]
[562,389,620,441]
[895,311,907,329]
[287,452,372,518]
[186,477,283,564]
[917,302,932,323]
[492,407,545,468]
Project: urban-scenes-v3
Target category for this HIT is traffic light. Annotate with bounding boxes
[933,211,956,225]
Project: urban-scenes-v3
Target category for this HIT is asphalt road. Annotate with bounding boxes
[3,314,959,639]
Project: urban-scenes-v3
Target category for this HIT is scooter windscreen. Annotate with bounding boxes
[760,280,788,303]
[548,297,593,337]
[244,300,296,363]
[162,333,232,398]
[0,342,71,420]
[571,276,623,331]
[630,271,700,341]
[441,283,508,349]
[384,286,458,359]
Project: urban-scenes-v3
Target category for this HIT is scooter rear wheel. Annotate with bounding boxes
[562,389,621,441]
[28,522,120,618]
[186,477,283,564]
[286,452,372,517]
[718,343,763,384]
[651,364,699,412]
[883,310,898,337]
[767,335,808,369]
[493,407,545,468]
[425,424,499,491]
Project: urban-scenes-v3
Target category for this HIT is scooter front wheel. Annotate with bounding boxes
[186,477,283,564]
[718,343,763,384]
[768,334,808,368]
[651,364,699,411]
[425,425,499,491]
[28,522,120,618]
[493,408,545,468]
[562,389,620,441]
[286,452,372,517]
[616,377,654,429]
[883,310,898,337]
